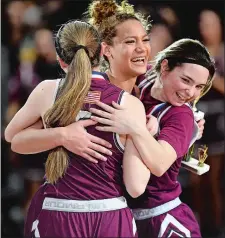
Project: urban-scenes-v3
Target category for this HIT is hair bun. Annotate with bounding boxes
[88,0,119,26]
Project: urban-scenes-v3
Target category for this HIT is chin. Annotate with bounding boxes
[133,68,147,76]
[172,101,185,107]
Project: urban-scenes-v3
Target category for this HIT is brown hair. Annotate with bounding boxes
[153,38,215,96]
[86,0,151,47]
[44,20,101,184]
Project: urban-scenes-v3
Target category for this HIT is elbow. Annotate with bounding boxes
[4,128,12,143]
[10,136,23,154]
[126,184,146,198]
[153,167,167,177]
[11,142,19,153]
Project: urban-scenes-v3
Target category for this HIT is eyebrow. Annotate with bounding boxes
[124,34,149,39]
[182,74,207,86]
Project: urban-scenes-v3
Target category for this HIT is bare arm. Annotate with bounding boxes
[11,118,112,163]
[92,94,151,196]
[11,119,64,154]
[5,81,49,142]
[90,100,177,176]
[123,136,150,198]
[129,126,177,177]
[122,95,151,197]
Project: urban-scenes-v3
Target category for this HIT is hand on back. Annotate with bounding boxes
[61,119,112,163]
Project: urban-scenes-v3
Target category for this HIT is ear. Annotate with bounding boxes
[160,59,169,75]
[101,42,111,58]
[57,56,68,71]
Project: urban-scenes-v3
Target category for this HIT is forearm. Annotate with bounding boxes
[11,127,64,154]
[131,127,168,176]
[123,136,150,198]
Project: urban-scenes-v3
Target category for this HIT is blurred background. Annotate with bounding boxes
[1,0,224,237]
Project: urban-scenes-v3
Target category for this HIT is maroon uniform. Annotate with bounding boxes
[129,71,201,237]
[24,71,136,238]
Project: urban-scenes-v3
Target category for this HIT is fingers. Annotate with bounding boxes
[81,153,98,163]
[112,101,124,109]
[89,134,112,148]
[91,116,114,126]
[89,108,112,119]
[79,119,98,127]
[95,126,114,132]
[95,101,116,113]
[85,148,107,161]
[89,143,112,156]
[197,119,205,127]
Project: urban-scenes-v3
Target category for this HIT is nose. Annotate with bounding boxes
[185,86,196,98]
[135,41,145,52]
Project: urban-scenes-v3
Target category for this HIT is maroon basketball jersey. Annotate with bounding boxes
[129,70,194,209]
[44,71,127,200]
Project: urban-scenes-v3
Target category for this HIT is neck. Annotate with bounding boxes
[92,66,100,72]
[150,78,167,102]
[106,69,137,93]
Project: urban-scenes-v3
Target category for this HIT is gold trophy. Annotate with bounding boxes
[197,145,208,167]
[181,84,211,175]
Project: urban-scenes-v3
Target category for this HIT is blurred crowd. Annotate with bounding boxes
[1,1,224,237]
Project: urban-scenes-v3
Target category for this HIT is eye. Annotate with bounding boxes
[181,77,190,83]
[143,38,150,42]
[125,40,135,44]
[196,85,204,90]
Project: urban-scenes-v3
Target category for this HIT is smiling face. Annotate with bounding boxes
[105,19,151,78]
[160,61,209,106]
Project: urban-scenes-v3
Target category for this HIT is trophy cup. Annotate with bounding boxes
[182,143,210,175]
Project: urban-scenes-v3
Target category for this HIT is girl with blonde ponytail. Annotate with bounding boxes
[5,18,151,237]
[44,21,99,184]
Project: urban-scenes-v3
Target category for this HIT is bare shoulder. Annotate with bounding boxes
[32,79,60,116]
[36,79,58,94]
[122,92,145,110]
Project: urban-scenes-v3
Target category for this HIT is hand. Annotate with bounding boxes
[90,101,142,135]
[196,119,205,140]
[146,115,159,136]
[61,119,112,163]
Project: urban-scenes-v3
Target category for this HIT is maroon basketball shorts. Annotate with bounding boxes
[133,197,201,238]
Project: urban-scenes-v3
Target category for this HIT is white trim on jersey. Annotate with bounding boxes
[137,73,156,89]
[113,91,128,153]
[139,81,152,100]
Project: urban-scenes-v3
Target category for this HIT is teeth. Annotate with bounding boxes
[131,57,145,62]
[177,93,185,100]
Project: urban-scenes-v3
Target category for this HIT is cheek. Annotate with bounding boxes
[146,45,151,58]
[194,90,202,99]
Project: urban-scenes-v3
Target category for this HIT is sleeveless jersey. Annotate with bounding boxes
[44,71,127,200]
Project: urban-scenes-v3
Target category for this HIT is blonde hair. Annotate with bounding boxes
[44,20,101,184]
